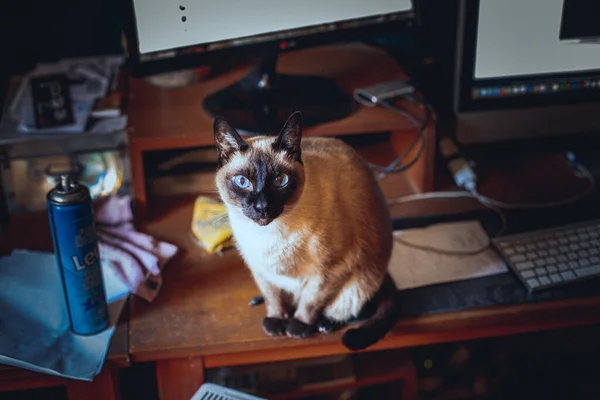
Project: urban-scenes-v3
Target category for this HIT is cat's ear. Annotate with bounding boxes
[213,117,249,167]
[273,111,302,163]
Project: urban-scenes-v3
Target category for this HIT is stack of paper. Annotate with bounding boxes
[0,250,129,381]
[388,221,509,290]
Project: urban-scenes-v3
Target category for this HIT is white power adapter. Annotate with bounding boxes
[438,137,478,191]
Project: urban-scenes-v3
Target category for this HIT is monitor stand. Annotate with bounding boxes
[202,53,356,136]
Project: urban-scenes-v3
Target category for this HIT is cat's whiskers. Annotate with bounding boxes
[210,213,230,227]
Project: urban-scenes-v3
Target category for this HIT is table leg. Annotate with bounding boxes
[400,367,417,400]
[156,357,205,400]
[128,144,147,220]
[65,368,121,400]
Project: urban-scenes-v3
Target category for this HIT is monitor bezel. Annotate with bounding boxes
[454,0,600,114]
[123,0,417,78]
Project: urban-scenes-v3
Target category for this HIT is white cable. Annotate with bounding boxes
[386,155,596,254]
[387,190,508,256]
[387,191,476,205]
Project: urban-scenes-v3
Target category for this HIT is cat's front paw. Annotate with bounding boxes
[262,317,288,336]
[286,317,315,338]
[317,317,343,333]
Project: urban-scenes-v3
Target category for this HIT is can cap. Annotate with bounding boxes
[47,175,90,205]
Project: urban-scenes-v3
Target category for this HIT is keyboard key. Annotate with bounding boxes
[515,261,534,270]
[591,256,600,264]
[539,276,552,286]
[547,266,558,274]
[568,235,579,243]
[561,271,576,281]
[591,240,600,247]
[580,259,590,267]
[526,252,538,260]
[557,255,568,262]
[557,263,569,271]
[538,242,548,249]
[559,238,569,245]
[538,250,549,257]
[549,249,559,256]
[526,278,541,289]
[515,246,526,253]
[570,244,580,251]
[568,253,579,260]
[549,274,563,284]
[526,244,537,251]
[521,270,535,279]
[579,250,590,257]
[546,257,557,264]
[510,254,527,263]
[504,248,515,256]
[535,267,547,275]
[548,240,558,246]
[590,249,599,255]
[559,246,569,253]
[569,261,580,269]
[574,265,600,278]
[579,233,590,240]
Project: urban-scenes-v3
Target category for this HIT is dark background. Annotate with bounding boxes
[560,0,600,42]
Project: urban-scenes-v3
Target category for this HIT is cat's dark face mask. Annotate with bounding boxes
[226,154,299,225]
[213,112,305,226]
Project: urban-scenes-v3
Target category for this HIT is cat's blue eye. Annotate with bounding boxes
[233,175,251,189]
[273,173,289,188]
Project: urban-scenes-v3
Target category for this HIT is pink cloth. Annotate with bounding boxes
[93,195,178,302]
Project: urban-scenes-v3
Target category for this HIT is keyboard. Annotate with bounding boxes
[493,219,600,292]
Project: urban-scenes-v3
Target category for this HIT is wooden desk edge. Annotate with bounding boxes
[130,296,600,368]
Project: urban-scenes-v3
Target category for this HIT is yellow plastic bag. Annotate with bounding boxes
[191,196,234,253]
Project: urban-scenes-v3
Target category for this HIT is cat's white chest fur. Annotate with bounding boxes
[229,211,307,292]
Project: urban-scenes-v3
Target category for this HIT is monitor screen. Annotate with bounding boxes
[129,0,413,64]
[456,0,600,112]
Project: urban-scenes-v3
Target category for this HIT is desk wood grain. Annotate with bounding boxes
[126,43,436,213]
[129,170,600,367]
[127,43,421,151]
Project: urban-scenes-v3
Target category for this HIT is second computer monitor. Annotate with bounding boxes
[454,0,600,144]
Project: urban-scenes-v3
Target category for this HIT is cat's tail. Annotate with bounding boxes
[341,276,400,351]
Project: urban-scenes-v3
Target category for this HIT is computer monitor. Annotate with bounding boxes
[453,0,600,145]
[560,0,600,44]
[123,0,415,134]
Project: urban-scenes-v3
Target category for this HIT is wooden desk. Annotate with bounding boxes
[0,212,129,400]
[129,154,600,400]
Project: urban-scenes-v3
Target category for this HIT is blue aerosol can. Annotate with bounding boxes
[47,175,109,335]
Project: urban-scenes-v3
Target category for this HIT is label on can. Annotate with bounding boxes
[48,197,109,335]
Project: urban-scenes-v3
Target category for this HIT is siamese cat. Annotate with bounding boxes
[213,111,398,350]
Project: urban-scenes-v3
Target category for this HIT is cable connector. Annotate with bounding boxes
[438,137,478,190]
[354,79,415,106]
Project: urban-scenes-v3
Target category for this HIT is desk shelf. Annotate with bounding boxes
[126,43,436,217]
[204,350,416,400]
